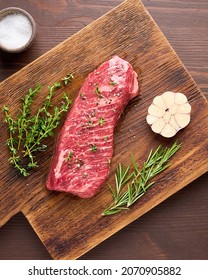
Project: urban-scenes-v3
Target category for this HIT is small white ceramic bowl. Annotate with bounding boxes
[0,7,36,53]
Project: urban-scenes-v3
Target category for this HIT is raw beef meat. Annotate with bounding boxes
[46,56,139,198]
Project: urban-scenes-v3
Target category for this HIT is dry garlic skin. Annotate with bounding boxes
[146,91,191,138]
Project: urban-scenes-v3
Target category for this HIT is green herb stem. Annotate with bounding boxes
[102,141,181,216]
[3,73,74,176]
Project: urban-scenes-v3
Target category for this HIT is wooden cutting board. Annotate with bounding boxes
[0,0,208,259]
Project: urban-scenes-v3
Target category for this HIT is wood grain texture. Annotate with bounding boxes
[0,0,208,260]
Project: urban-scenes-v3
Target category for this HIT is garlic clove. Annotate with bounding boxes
[168,104,178,115]
[161,124,176,138]
[177,103,191,114]
[175,92,188,104]
[146,91,191,138]
[175,113,190,128]
[153,95,167,110]
[162,91,175,109]
[148,104,165,117]
[151,118,166,133]
[146,114,159,125]
[169,115,180,130]
[163,111,171,123]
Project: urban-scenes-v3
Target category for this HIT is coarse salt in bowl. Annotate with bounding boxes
[0,7,36,53]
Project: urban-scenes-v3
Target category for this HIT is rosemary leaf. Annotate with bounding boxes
[102,141,181,216]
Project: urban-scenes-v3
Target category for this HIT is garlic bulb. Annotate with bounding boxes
[146,91,191,138]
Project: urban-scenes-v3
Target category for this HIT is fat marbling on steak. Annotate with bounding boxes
[46,56,139,198]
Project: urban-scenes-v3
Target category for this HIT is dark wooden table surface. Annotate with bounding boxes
[0,0,207,260]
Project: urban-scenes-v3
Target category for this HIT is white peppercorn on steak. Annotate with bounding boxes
[46,56,139,198]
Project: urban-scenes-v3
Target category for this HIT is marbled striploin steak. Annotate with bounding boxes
[46,56,139,197]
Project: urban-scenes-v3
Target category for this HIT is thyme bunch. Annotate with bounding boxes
[102,141,181,216]
[3,73,74,176]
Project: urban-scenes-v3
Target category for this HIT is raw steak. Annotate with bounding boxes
[46,56,139,198]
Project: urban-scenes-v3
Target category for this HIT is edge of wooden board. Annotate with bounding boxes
[0,0,206,105]
[0,0,208,260]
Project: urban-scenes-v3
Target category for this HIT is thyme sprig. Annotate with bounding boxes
[3,73,74,176]
[102,141,181,216]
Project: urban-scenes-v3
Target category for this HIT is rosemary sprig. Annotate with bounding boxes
[3,73,74,176]
[102,141,181,216]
